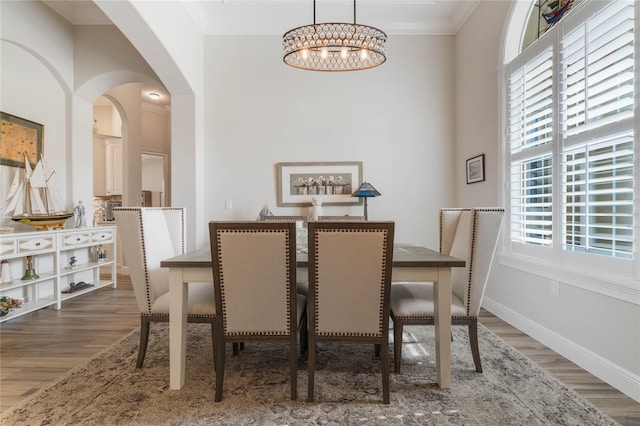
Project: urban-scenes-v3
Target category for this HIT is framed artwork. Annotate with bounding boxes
[0,112,43,168]
[277,161,363,206]
[466,154,485,184]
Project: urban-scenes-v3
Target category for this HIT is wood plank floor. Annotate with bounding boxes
[1,276,638,424]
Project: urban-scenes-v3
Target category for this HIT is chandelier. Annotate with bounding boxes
[283,0,387,72]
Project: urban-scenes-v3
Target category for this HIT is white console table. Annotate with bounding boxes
[0,226,117,322]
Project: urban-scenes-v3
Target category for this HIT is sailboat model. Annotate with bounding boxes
[4,154,73,230]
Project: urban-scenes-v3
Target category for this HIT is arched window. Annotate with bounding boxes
[503,0,638,284]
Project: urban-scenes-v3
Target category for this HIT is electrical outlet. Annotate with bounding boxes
[225,200,232,210]
[551,280,560,297]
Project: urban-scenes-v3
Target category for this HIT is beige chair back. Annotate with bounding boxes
[262,215,307,225]
[317,215,365,222]
[209,221,298,337]
[114,207,186,314]
[308,221,394,338]
[440,208,504,317]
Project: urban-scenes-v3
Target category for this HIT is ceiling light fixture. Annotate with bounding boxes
[148,92,161,100]
[283,0,387,72]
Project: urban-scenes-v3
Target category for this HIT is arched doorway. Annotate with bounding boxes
[91,84,171,222]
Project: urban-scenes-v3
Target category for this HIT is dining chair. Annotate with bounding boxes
[208,221,306,401]
[261,215,310,300]
[390,207,504,374]
[113,207,216,368]
[307,221,395,404]
[262,215,308,226]
[317,215,366,221]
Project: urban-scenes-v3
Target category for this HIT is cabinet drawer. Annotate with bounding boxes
[1,239,16,256]
[17,236,54,253]
[92,229,114,243]
[62,232,91,247]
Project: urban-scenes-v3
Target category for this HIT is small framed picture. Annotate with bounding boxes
[466,154,485,184]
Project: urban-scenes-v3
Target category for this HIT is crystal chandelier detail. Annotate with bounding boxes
[283,0,387,72]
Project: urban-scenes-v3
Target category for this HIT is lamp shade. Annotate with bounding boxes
[352,182,381,198]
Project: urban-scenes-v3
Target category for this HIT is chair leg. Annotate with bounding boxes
[214,320,226,402]
[393,318,404,374]
[232,342,239,355]
[299,315,308,356]
[469,320,482,373]
[307,337,315,402]
[380,340,390,404]
[374,344,380,358]
[137,316,150,368]
[290,337,298,400]
[210,323,216,370]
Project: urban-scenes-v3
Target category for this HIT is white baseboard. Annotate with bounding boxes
[482,296,640,403]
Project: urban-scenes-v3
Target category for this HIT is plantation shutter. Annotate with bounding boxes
[507,46,554,246]
[560,1,635,259]
[563,133,634,258]
[561,1,635,137]
[508,47,554,154]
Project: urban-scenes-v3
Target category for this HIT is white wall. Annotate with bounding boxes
[204,35,457,246]
[0,1,73,231]
[1,1,169,229]
[456,0,639,401]
[96,0,206,246]
[455,1,503,207]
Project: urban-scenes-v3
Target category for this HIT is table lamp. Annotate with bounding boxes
[351,182,381,220]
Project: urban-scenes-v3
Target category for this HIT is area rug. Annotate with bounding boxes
[1,323,617,425]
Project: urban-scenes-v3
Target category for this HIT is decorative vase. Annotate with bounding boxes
[1,260,11,283]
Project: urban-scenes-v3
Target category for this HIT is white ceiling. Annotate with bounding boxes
[43,0,481,36]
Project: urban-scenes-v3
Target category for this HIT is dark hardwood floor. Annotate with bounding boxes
[1,276,638,424]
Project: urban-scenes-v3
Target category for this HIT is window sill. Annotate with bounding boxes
[496,253,640,305]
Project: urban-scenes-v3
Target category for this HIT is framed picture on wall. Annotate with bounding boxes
[277,161,363,206]
[0,112,43,168]
[466,154,485,184]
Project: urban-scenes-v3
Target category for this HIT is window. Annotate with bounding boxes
[505,0,637,280]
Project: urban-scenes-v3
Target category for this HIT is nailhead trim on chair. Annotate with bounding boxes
[214,228,293,337]
[466,208,505,316]
[312,227,390,338]
[401,207,507,320]
[116,207,187,315]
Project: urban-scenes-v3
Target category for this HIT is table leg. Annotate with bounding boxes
[434,267,452,388]
[169,268,188,390]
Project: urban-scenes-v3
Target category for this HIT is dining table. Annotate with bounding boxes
[161,244,465,391]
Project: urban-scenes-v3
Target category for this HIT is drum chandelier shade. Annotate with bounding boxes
[283,0,387,72]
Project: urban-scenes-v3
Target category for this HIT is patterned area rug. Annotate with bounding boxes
[1,323,618,425]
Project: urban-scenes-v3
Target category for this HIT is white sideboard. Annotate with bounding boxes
[0,226,117,323]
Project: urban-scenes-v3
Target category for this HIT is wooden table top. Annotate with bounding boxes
[161,244,465,269]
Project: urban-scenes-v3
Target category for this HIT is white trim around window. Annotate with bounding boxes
[501,0,640,303]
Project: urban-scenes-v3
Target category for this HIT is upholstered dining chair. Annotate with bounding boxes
[208,221,306,402]
[307,221,395,404]
[113,207,216,368]
[262,215,308,225]
[318,215,366,221]
[261,215,309,295]
[390,208,504,374]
